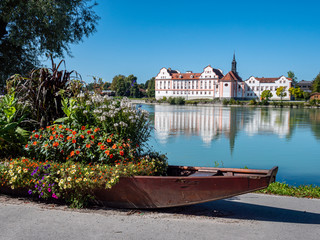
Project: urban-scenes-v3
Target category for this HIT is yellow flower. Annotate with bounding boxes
[72,165,76,169]
[11,186,14,189]
[18,170,21,174]
[70,170,76,174]
[83,178,87,182]
[57,170,60,174]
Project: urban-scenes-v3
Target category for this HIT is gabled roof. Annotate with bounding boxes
[211,69,224,78]
[220,71,242,82]
[255,77,279,83]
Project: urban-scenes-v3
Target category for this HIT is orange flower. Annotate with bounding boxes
[80,135,85,139]
[109,154,113,159]
[119,146,123,150]
[119,150,124,156]
[86,144,91,148]
[105,150,110,156]
[72,139,76,144]
[98,142,102,146]
[72,131,77,135]
[94,128,100,132]
[49,136,54,140]
[67,136,72,140]
[76,150,80,155]
[70,151,75,156]
[112,144,117,149]
[33,141,37,145]
[52,131,56,135]
[100,145,106,150]
[59,125,63,129]
[53,142,59,147]
[81,126,86,130]
[44,144,48,147]
[107,138,112,143]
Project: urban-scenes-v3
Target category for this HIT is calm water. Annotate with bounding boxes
[142,104,320,186]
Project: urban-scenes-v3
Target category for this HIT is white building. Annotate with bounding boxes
[155,55,292,100]
[244,76,292,100]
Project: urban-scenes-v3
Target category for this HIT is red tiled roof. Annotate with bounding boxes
[220,71,242,82]
[255,78,278,83]
[171,73,202,80]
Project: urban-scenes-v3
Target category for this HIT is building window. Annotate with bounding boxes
[261,87,263,91]
[225,83,228,87]
[270,86,273,90]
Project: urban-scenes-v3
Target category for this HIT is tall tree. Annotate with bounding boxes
[0,0,99,88]
[147,77,155,98]
[287,71,298,86]
[312,73,320,93]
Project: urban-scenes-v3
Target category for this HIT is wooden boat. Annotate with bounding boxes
[94,165,278,209]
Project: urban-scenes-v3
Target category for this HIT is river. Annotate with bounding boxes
[142,104,320,186]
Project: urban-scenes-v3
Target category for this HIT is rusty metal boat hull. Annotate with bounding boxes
[94,166,278,209]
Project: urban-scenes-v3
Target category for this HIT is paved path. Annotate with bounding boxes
[0,193,319,240]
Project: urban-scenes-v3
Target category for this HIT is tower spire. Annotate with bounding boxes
[232,52,237,74]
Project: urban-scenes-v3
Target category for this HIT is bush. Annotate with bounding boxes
[25,125,136,164]
[175,97,185,105]
[222,99,229,105]
[56,96,151,149]
[168,97,176,105]
[249,99,257,105]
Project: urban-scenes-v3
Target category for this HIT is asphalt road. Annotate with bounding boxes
[0,193,319,240]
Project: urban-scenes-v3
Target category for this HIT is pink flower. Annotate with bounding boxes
[52,193,58,199]
[48,188,51,192]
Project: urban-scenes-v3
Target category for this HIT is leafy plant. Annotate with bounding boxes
[7,59,81,128]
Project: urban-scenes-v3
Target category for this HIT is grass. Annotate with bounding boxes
[257,182,320,199]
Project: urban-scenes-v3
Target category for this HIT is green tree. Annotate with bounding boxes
[287,71,298,86]
[312,73,320,93]
[146,77,155,98]
[0,0,99,88]
[261,90,273,101]
[276,86,287,101]
[289,87,303,99]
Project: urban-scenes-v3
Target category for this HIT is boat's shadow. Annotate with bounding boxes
[145,196,320,224]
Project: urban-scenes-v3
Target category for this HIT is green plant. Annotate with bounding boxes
[175,97,185,105]
[222,99,229,105]
[248,99,257,105]
[0,92,29,157]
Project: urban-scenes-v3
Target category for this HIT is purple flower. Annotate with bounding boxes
[35,184,38,188]
[28,190,32,195]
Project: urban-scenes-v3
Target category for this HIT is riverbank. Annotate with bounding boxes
[129,98,320,109]
[1,193,319,240]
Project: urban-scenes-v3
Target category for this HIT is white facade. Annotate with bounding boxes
[155,66,292,100]
[244,76,292,100]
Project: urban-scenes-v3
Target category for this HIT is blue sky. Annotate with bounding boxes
[47,0,320,84]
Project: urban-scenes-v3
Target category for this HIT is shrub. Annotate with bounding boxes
[222,99,229,105]
[168,97,176,105]
[25,125,136,164]
[56,96,151,149]
[249,99,257,105]
[175,97,185,105]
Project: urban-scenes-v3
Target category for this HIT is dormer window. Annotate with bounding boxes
[179,75,182,78]
[190,75,194,78]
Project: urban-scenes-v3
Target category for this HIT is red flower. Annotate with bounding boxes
[105,150,110,156]
[90,135,95,140]
[72,139,76,144]
[81,126,86,130]
[86,144,91,148]
[25,144,28,148]
[70,151,75,156]
[119,150,124,156]
[72,131,77,135]
[109,154,113,159]
[119,146,123,150]
[67,136,72,140]
[53,142,59,147]
[33,141,37,145]
[87,130,92,134]
[98,142,102,146]
[100,145,106,150]
[59,125,63,129]
[80,135,85,139]
[34,134,39,139]
[60,134,64,138]
[49,136,54,140]
[94,128,100,132]
[107,138,112,143]
[76,150,80,155]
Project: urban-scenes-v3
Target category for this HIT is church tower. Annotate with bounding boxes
[231,52,237,74]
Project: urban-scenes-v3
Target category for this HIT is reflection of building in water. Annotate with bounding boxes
[154,105,237,145]
[244,109,290,138]
[154,106,291,146]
